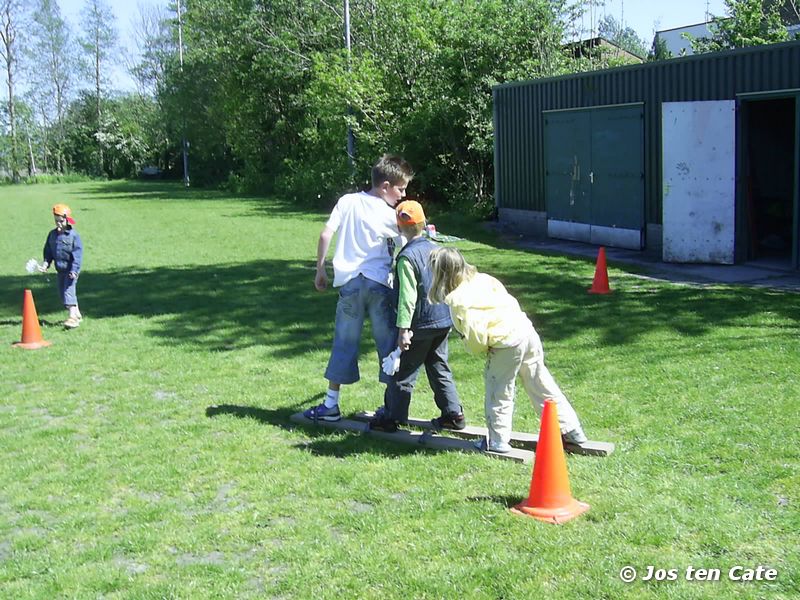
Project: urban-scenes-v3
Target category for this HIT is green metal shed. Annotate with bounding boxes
[493,39,800,269]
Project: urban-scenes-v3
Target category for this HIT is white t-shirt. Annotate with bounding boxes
[326,191,403,288]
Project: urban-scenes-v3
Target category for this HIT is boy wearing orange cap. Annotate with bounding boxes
[41,204,84,328]
[369,200,465,432]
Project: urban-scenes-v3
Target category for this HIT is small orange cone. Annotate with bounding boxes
[511,400,589,524]
[588,246,611,294]
[13,289,52,349]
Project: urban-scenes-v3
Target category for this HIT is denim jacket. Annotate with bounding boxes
[43,228,83,274]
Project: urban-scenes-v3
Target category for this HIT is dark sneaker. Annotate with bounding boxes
[374,405,406,425]
[368,415,398,433]
[431,412,466,431]
[303,403,341,422]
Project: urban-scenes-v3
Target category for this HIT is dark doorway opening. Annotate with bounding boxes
[744,98,797,267]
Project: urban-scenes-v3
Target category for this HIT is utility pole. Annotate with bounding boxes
[177,0,190,187]
[25,122,36,177]
[344,0,355,174]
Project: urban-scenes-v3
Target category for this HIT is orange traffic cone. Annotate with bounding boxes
[13,289,52,349]
[511,399,589,524]
[588,246,611,294]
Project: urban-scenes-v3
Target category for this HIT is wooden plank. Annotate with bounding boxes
[353,412,615,457]
[289,413,533,463]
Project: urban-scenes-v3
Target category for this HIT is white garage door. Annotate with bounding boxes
[662,101,736,263]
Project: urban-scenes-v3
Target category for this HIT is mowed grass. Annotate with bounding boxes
[1,181,798,599]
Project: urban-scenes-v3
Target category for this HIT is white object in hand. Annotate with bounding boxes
[25,258,40,274]
[381,346,403,376]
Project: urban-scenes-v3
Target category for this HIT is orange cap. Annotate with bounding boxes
[52,203,75,225]
[396,200,426,226]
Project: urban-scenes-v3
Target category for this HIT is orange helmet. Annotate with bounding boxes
[52,203,75,225]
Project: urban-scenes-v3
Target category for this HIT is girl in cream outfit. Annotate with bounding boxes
[428,247,587,453]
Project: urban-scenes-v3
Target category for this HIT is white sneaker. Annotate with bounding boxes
[473,437,512,454]
[562,428,588,445]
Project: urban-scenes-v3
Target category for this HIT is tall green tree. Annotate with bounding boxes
[148,0,589,209]
[28,0,75,173]
[0,0,26,181]
[128,2,173,98]
[691,0,790,53]
[79,0,118,175]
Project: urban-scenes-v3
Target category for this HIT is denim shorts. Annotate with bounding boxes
[325,274,397,385]
[57,271,78,306]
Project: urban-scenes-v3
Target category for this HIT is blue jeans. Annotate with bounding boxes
[57,271,78,306]
[325,274,397,385]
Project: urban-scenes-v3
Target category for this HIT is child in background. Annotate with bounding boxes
[304,155,413,422]
[369,200,465,432]
[428,247,588,453]
[41,203,84,329]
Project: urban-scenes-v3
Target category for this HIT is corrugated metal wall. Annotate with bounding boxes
[493,40,800,225]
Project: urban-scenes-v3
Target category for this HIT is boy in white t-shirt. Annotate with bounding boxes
[304,155,414,422]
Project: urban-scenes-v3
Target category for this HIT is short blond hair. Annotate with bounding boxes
[428,247,476,303]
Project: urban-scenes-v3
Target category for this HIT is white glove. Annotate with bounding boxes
[381,346,403,376]
[26,258,41,274]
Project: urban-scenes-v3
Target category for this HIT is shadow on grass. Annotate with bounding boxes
[2,258,338,356]
[205,393,323,425]
[4,184,797,351]
[77,180,328,222]
[456,246,800,345]
[466,495,523,508]
[3,250,799,353]
[295,435,425,459]
[205,398,423,459]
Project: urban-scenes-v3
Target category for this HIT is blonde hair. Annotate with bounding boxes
[428,246,476,303]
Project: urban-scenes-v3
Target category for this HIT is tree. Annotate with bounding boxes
[175,0,573,208]
[79,0,118,175]
[598,14,648,58]
[0,0,26,181]
[128,2,173,98]
[169,0,581,207]
[28,0,76,173]
[690,0,790,53]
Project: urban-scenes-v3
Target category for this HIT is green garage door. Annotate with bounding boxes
[544,110,591,224]
[545,104,644,249]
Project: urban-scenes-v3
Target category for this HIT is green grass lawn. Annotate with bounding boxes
[1,181,798,599]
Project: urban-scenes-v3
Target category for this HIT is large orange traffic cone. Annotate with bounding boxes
[588,246,611,294]
[13,289,52,349]
[511,400,589,524]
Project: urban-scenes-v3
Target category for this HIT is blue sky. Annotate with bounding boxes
[601,0,728,37]
[56,0,730,92]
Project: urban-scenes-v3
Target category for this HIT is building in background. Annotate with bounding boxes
[654,3,800,57]
[493,40,800,270]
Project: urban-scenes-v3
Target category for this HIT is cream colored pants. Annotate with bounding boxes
[484,330,582,447]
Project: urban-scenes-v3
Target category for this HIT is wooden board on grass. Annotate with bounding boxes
[353,411,615,457]
[289,412,533,463]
